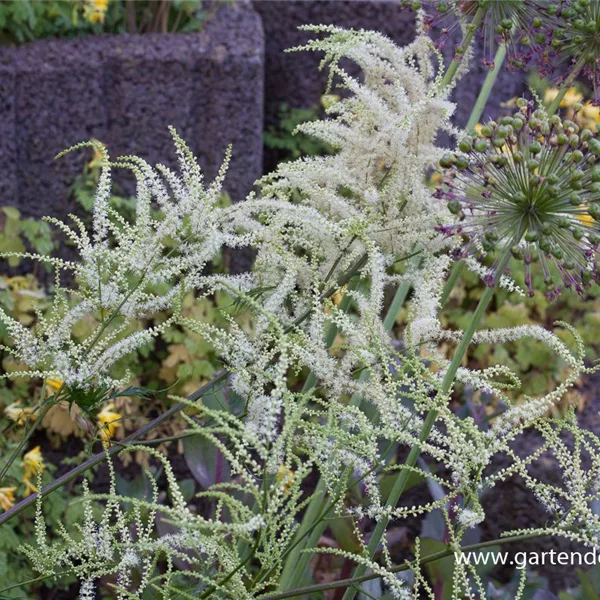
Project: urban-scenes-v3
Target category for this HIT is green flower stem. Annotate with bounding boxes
[279,273,415,591]
[466,42,507,132]
[547,86,571,117]
[440,260,465,307]
[261,531,550,600]
[547,55,587,116]
[341,270,503,600]
[440,7,487,90]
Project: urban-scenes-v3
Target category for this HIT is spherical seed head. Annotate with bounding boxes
[437,97,600,298]
[417,1,558,68]
[546,0,600,102]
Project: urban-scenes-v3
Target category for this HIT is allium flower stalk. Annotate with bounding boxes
[412,0,558,68]
[437,97,600,297]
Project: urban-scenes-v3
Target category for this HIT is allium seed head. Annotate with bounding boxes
[411,0,558,68]
[545,0,600,102]
[437,97,600,298]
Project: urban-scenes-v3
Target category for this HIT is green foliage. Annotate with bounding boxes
[0,0,213,46]
[431,265,600,407]
[0,207,53,268]
[264,102,334,161]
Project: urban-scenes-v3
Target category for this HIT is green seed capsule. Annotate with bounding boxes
[571,150,584,162]
[529,141,542,154]
[589,139,600,155]
[474,139,489,152]
[458,137,473,153]
[581,128,593,141]
[513,117,525,131]
[557,133,568,145]
[455,156,469,169]
[527,159,540,171]
[511,245,524,259]
[525,230,539,242]
[440,153,455,168]
[481,125,494,138]
[447,200,461,215]
[552,247,564,259]
[570,193,582,206]
[482,239,495,252]
[573,227,585,240]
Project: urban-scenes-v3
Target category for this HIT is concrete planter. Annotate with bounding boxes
[0,2,264,219]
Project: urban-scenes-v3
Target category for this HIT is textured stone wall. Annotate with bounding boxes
[0,2,264,219]
[0,0,529,220]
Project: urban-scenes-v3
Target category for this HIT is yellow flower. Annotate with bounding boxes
[331,285,346,307]
[321,93,340,110]
[545,87,582,108]
[97,402,122,441]
[0,487,16,512]
[324,286,346,314]
[4,402,35,426]
[3,276,29,292]
[578,212,594,226]
[45,377,63,397]
[22,446,44,496]
[583,102,600,124]
[88,139,107,169]
[276,465,295,493]
[84,0,109,24]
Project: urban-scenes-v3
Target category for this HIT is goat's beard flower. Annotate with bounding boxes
[436,97,600,298]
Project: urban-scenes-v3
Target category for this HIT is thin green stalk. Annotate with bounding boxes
[279,276,414,591]
[0,399,55,486]
[440,260,465,307]
[341,270,504,600]
[547,85,571,117]
[465,43,507,131]
[440,7,487,90]
[547,55,587,116]
[260,531,550,600]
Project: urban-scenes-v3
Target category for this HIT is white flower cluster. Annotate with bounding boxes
[13,16,600,600]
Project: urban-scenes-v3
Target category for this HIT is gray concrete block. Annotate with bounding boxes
[0,2,264,220]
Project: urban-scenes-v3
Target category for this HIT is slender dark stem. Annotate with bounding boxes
[0,374,225,527]
[0,399,54,486]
